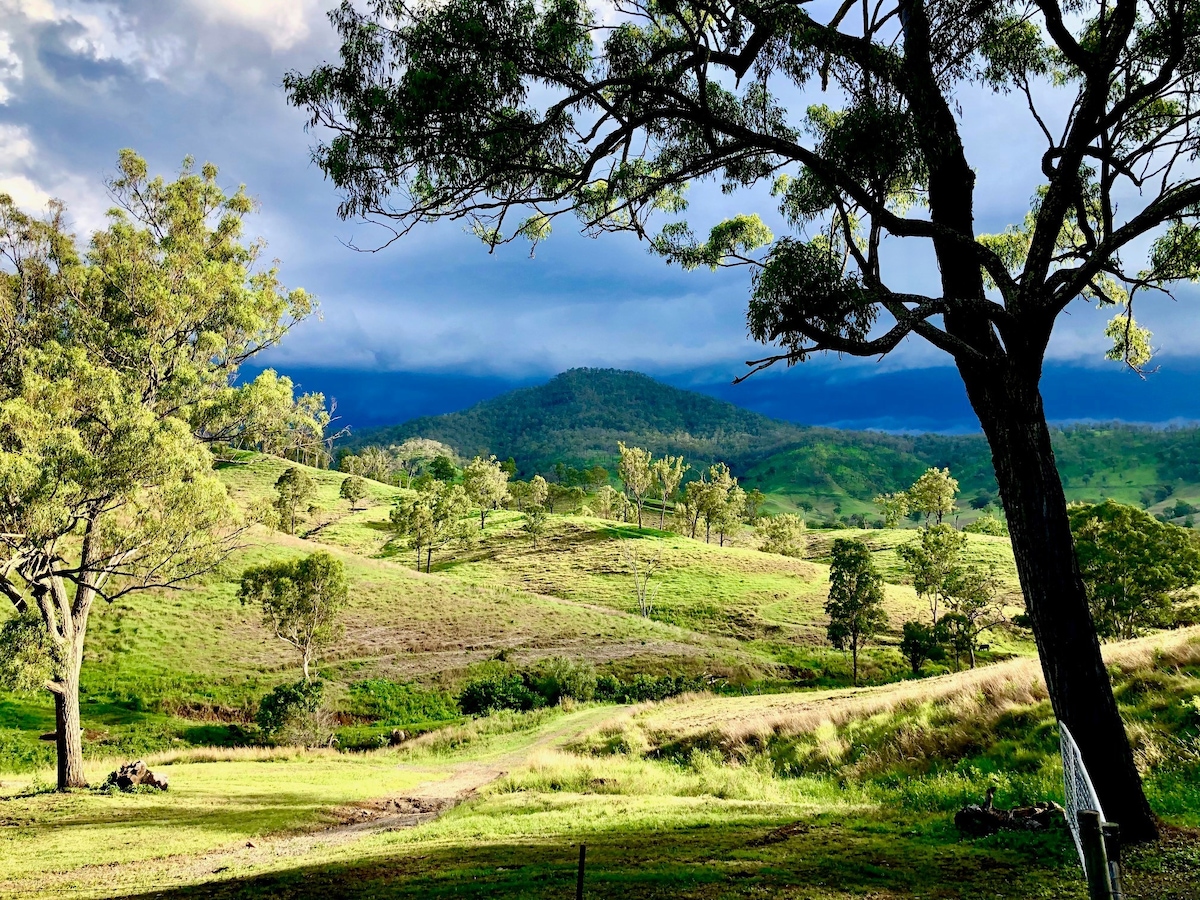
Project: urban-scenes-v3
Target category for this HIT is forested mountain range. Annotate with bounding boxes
[346,368,1200,508]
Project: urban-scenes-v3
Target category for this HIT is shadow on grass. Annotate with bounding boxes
[103,812,1106,900]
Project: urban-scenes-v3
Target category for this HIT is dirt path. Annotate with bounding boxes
[5,706,623,899]
[325,704,619,836]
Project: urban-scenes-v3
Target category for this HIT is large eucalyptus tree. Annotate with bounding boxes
[287,0,1200,840]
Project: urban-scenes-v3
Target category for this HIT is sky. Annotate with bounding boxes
[1,0,1197,432]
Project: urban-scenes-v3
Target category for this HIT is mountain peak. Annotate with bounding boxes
[347,368,806,472]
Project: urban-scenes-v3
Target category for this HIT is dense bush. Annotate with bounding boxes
[459,673,542,715]
[531,657,597,704]
[348,679,459,725]
[256,679,329,744]
[595,673,708,702]
[964,514,1009,536]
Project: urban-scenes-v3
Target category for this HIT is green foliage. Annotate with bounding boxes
[964,513,1009,536]
[346,679,459,726]
[255,678,326,742]
[755,513,807,557]
[462,455,511,527]
[906,468,959,525]
[0,151,316,785]
[825,539,887,685]
[238,551,349,679]
[389,480,473,571]
[899,620,948,675]
[897,524,969,624]
[0,612,57,693]
[339,474,368,510]
[428,456,458,482]
[530,657,597,705]
[522,504,548,541]
[274,466,316,534]
[1069,500,1200,640]
[458,673,542,716]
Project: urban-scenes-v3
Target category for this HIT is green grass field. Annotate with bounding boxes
[2,453,1198,899]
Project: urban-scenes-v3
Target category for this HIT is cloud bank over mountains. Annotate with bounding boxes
[0,0,1196,405]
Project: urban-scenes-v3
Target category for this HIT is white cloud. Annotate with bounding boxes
[0,32,24,103]
[0,123,109,231]
[190,0,324,52]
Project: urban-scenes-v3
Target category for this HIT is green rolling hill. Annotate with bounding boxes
[347,368,1200,519]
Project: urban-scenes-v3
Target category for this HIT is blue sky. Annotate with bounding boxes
[1,1,1197,431]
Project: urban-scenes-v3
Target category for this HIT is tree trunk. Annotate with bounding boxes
[958,359,1157,842]
[851,643,858,687]
[54,648,87,790]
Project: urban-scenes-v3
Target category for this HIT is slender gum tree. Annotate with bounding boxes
[286,0,1200,840]
[0,152,315,788]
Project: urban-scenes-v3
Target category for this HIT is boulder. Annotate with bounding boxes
[106,760,168,792]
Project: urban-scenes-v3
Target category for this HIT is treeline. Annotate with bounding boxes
[342,369,1200,506]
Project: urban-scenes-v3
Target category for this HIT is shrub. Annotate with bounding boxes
[459,673,542,715]
[256,679,330,745]
[348,679,459,724]
[594,673,707,703]
[964,514,1009,536]
[532,657,597,704]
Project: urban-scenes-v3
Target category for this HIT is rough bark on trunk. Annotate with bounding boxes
[54,651,87,790]
[959,358,1157,841]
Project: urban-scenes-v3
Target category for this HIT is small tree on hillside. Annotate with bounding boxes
[390,481,471,572]
[618,442,654,529]
[275,466,317,535]
[744,488,767,523]
[873,492,911,528]
[651,455,688,530]
[523,504,548,543]
[757,514,807,558]
[1069,500,1200,640]
[239,551,348,681]
[943,563,1006,669]
[897,524,968,627]
[620,539,663,619]
[529,474,549,510]
[357,445,395,483]
[339,475,368,511]
[907,469,959,525]
[899,621,948,676]
[825,539,887,687]
[594,484,619,520]
[462,455,510,529]
[428,455,457,482]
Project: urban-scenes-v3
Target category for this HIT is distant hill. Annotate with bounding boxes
[346,368,1200,515]
[345,368,811,472]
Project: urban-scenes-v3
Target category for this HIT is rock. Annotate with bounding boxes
[955,792,1064,836]
[388,729,408,746]
[105,759,168,792]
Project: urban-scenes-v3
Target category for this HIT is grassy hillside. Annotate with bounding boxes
[0,452,1031,773]
[344,369,1200,520]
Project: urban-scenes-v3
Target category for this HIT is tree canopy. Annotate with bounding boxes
[1069,500,1200,639]
[0,151,318,788]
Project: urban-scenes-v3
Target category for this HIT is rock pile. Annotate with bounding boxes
[105,760,169,792]
[955,787,1064,836]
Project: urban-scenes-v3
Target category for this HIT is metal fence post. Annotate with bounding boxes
[1079,810,1114,900]
[1101,822,1125,900]
[576,843,586,900]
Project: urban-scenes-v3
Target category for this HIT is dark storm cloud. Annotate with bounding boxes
[0,1,1196,411]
